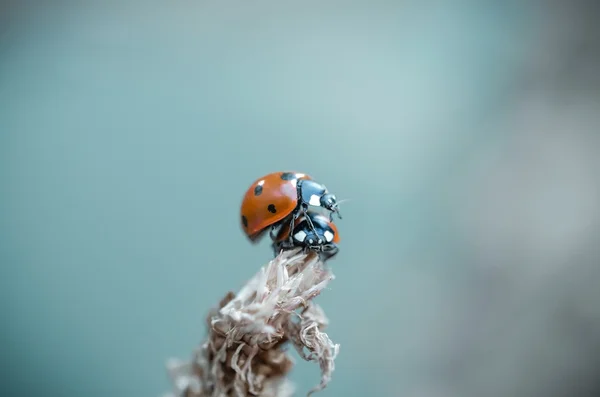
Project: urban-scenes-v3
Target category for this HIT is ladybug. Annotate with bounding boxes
[272,210,340,261]
[240,171,341,243]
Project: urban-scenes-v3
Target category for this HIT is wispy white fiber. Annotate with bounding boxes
[163,249,339,397]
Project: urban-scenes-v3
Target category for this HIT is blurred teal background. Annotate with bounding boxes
[2,2,600,397]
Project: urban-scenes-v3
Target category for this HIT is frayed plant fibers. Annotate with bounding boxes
[163,248,340,397]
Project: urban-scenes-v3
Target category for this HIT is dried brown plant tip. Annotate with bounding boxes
[164,249,340,397]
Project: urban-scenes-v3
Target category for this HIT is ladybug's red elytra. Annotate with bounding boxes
[272,210,340,261]
[240,171,341,243]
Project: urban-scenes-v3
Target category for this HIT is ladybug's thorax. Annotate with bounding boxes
[297,179,328,207]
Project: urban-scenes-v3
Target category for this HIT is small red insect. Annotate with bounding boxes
[240,171,341,243]
[272,210,340,261]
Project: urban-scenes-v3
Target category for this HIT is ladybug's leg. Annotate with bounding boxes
[328,207,342,221]
[286,212,299,244]
[293,201,319,238]
[272,242,283,258]
[320,244,339,261]
[269,224,278,241]
[273,236,296,257]
[302,244,311,256]
[303,210,320,237]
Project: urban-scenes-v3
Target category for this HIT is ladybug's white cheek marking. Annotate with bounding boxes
[309,195,321,206]
[324,231,334,242]
[294,230,307,242]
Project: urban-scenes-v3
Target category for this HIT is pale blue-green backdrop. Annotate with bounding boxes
[3,2,600,397]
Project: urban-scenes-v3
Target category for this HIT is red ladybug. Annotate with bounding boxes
[240,171,341,243]
[272,210,340,261]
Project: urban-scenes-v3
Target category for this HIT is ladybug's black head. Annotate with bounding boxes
[320,193,342,220]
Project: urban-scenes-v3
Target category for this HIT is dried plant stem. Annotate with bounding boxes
[164,249,340,397]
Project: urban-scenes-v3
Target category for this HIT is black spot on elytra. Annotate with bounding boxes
[254,185,263,196]
[267,204,277,213]
[280,172,295,181]
[241,215,248,228]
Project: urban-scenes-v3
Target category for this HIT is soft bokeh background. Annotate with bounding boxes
[2,1,599,397]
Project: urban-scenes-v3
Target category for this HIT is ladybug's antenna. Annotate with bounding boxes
[336,198,351,206]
